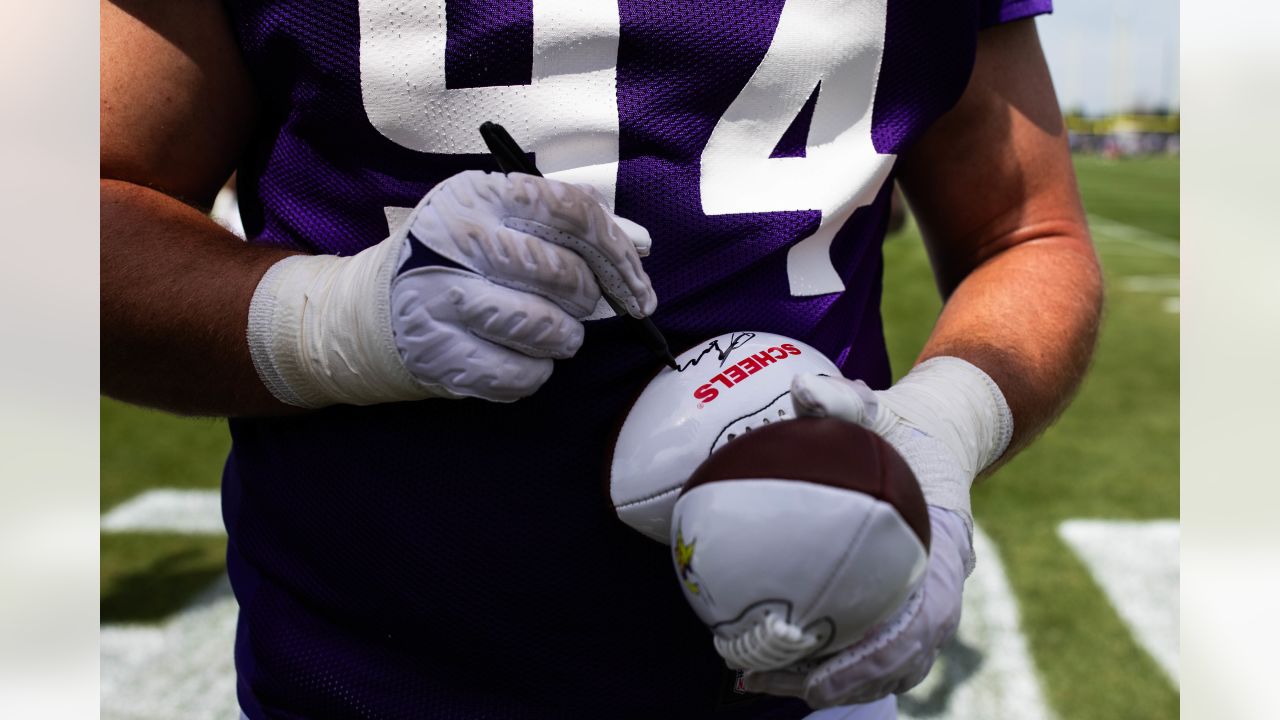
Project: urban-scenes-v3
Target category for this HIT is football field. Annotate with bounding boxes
[101,154,1179,719]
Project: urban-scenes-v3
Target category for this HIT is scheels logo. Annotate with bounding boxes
[693,344,801,403]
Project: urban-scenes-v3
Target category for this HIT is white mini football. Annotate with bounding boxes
[607,331,841,542]
[670,417,930,671]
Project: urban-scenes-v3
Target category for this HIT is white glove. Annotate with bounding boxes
[745,506,971,707]
[248,171,656,407]
[743,358,1013,707]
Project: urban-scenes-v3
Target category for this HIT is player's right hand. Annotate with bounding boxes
[390,171,656,401]
[247,170,657,408]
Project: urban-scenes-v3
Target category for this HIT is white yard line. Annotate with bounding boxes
[1113,275,1180,314]
[101,488,237,719]
[1059,519,1180,686]
[1088,215,1180,258]
[100,626,165,701]
[1119,275,1180,293]
[101,577,240,720]
[101,489,225,535]
[898,526,1053,720]
[101,495,1053,720]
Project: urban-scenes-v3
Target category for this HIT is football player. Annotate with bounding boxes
[101,0,1100,718]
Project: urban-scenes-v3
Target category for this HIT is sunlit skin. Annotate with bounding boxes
[899,20,1101,460]
[101,0,1100,454]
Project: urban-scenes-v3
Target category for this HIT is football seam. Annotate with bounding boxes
[615,484,682,510]
[801,494,879,627]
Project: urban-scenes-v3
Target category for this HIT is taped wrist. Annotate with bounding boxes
[246,239,436,408]
[885,357,1013,530]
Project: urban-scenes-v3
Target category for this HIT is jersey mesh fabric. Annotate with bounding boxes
[221,1,1050,717]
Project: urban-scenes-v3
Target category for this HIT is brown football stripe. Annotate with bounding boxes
[681,417,930,549]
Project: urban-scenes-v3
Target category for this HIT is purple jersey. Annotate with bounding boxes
[221,1,1050,717]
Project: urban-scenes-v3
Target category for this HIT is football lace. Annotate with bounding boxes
[725,407,789,443]
[715,612,821,671]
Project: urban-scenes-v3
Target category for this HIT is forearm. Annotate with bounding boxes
[890,18,1101,460]
[101,179,299,416]
[917,232,1102,457]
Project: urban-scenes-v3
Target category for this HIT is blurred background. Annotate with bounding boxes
[98,3,1180,719]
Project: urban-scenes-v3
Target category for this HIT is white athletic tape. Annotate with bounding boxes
[248,239,435,408]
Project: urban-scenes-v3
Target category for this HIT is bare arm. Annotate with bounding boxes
[896,18,1102,457]
[101,0,296,415]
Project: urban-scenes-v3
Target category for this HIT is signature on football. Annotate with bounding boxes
[674,332,757,372]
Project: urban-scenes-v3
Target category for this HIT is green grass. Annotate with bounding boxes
[101,534,229,623]
[100,397,229,620]
[100,397,230,512]
[883,153,1179,719]
[101,153,1179,718]
[1071,154,1180,240]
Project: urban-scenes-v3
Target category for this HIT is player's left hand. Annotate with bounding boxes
[742,359,1013,707]
[743,505,970,707]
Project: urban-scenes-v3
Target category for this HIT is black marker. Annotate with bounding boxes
[479,121,679,371]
